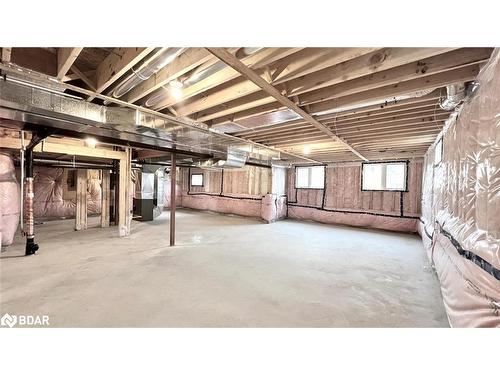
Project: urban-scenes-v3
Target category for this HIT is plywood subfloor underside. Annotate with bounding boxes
[0,210,448,327]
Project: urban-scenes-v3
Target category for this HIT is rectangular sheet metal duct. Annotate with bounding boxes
[0,78,280,166]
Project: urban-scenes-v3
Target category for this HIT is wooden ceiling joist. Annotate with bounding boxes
[308,63,480,114]
[174,48,378,117]
[205,47,369,161]
[57,48,83,80]
[90,47,155,98]
[230,96,442,137]
[154,48,302,111]
[298,47,492,106]
[186,48,457,121]
[200,48,488,124]
[120,48,214,104]
[69,65,96,91]
[209,63,479,127]
[238,108,448,140]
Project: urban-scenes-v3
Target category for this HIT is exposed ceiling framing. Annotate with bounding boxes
[0,47,493,164]
[205,47,368,161]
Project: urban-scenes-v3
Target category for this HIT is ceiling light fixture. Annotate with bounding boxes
[303,146,311,155]
[85,137,98,148]
[168,80,184,100]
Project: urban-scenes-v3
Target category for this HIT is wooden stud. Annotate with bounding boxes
[75,169,88,231]
[170,153,176,247]
[118,147,132,237]
[101,170,110,228]
[57,48,83,80]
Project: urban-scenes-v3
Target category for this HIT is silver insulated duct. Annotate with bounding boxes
[439,84,466,110]
[196,149,248,170]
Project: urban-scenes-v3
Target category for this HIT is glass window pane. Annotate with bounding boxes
[191,174,203,186]
[296,167,309,188]
[385,163,406,190]
[362,164,383,190]
[310,166,324,188]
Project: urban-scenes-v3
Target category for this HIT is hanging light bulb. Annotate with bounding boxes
[168,80,184,100]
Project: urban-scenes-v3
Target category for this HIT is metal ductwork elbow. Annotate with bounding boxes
[196,149,248,170]
[439,84,466,111]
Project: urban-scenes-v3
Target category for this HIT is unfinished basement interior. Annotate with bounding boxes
[0,46,499,328]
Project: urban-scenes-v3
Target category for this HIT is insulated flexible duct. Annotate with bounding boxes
[111,48,185,99]
[144,47,263,108]
[439,84,466,110]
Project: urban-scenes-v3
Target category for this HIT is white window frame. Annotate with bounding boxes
[295,166,325,189]
[190,173,204,187]
[361,162,407,192]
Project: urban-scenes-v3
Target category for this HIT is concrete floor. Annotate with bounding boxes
[0,209,448,327]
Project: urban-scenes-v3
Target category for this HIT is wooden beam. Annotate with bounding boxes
[210,63,478,126]
[75,169,88,231]
[93,47,154,95]
[309,64,480,114]
[212,90,442,127]
[205,48,368,161]
[57,48,83,80]
[121,48,214,104]
[170,153,176,247]
[63,69,95,82]
[154,48,300,111]
[69,65,96,91]
[1,48,12,63]
[101,170,111,228]
[298,47,492,106]
[195,48,456,119]
[118,147,132,237]
[0,135,126,160]
[232,98,441,137]
[272,48,380,83]
[172,48,376,116]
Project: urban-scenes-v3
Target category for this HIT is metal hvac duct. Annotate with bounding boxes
[144,47,263,108]
[195,148,248,170]
[0,70,283,165]
[439,84,467,110]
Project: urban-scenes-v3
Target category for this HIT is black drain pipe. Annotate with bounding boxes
[24,130,52,256]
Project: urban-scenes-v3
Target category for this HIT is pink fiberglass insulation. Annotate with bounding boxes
[0,153,20,246]
[419,48,500,327]
[162,175,182,209]
[288,206,417,232]
[33,167,101,219]
[261,194,287,223]
[286,160,422,232]
[181,193,262,218]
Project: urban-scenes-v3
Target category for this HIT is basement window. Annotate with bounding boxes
[190,173,204,187]
[362,162,407,191]
[296,166,325,189]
